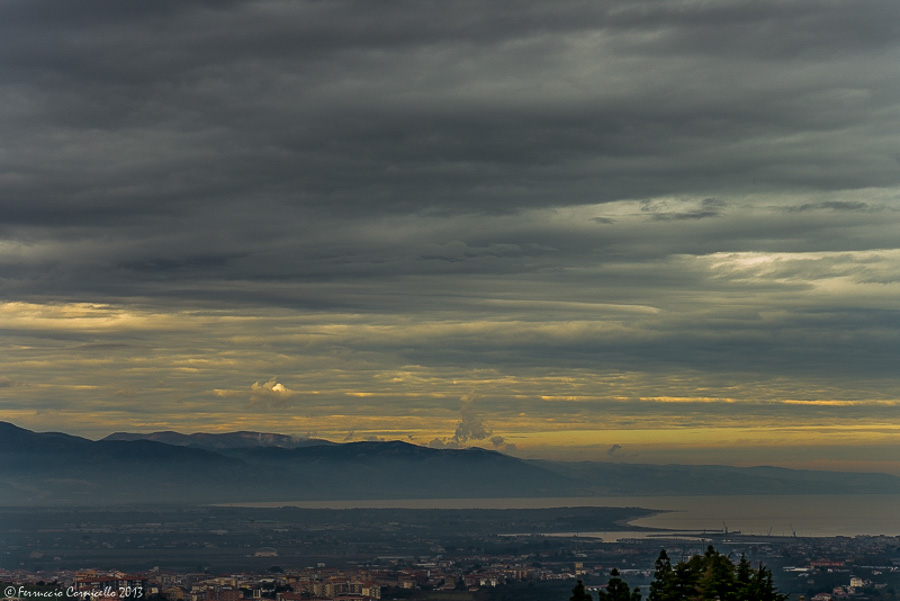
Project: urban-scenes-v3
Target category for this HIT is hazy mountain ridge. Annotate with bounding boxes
[0,422,572,504]
[103,429,335,449]
[0,422,289,504]
[536,460,900,496]
[2,422,899,505]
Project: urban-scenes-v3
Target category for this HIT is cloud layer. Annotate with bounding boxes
[1,0,899,472]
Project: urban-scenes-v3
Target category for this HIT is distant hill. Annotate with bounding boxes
[535,460,900,496]
[0,421,282,504]
[2,421,899,505]
[0,422,573,505]
[103,429,335,450]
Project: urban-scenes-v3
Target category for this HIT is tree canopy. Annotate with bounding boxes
[573,545,788,601]
[597,568,642,601]
[647,546,787,601]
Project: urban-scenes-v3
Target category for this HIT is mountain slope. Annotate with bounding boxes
[0,422,291,504]
[103,429,334,450]
[3,422,899,505]
[0,422,577,505]
[227,440,578,499]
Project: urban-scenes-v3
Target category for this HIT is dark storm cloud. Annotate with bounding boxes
[643,198,726,221]
[2,0,900,451]
[119,254,243,274]
[789,201,875,213]
[2,0,899,232]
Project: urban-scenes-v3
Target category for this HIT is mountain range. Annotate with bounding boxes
[104,429,335,450]
[2,421,898,505]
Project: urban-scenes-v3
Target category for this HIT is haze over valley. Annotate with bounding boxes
[3,422,899,506]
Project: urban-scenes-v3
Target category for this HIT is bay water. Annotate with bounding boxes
[225,494,900,539]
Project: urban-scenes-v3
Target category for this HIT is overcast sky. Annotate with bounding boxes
[2,0,900,473]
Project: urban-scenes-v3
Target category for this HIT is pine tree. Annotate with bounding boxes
[734,554,754,600]
[571,579,593,601]
[698,546,737,601]
[744,564,787,601]
[597,568,641,601]
[648,550,673,601]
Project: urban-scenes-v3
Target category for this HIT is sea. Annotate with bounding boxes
[222,494,900,540]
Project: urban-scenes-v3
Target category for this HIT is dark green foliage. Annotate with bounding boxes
[571,579,593,601]
[597,568,642,601]
[696,545,737,600]
[623,545,787,601]
[648,549,673,601]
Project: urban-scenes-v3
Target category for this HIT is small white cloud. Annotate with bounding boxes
[250,377,295,408]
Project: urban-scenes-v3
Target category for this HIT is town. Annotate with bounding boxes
[2,506,899,601]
